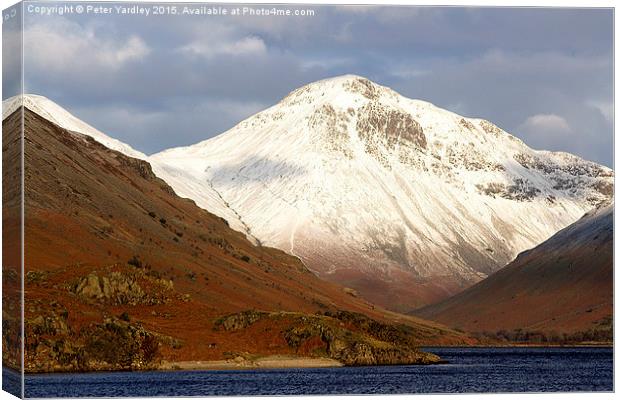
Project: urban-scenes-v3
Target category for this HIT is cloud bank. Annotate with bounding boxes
[4,6,612,166]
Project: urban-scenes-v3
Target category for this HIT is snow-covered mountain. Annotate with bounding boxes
[150,75,613,310]
[4,77,613,311]
[3,94,147,160]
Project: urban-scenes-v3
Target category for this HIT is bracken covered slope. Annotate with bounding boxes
[4,107,472,373]
[415,203,613,336]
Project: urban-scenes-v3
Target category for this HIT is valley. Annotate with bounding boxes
[2,76,613,374]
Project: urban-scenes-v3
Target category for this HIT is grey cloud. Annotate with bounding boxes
[14,5,613,167]
[384,49,613,165]
[71,98,269,154]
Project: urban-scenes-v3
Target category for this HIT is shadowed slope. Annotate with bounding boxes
[415,203,613,336]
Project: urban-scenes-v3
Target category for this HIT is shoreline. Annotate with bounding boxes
[11,345,612,375]
[159,355,344,371]
[6,356,343,376]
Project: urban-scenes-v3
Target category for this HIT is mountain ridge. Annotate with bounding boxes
[3,94,147,160]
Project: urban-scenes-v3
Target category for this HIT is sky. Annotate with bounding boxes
[3,3,614,166]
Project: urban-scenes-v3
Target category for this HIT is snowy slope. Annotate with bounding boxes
[151,75,613,310]
[3,94,147,160]
[525,201,613,252]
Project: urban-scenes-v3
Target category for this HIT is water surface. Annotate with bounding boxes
[16,347,613,397]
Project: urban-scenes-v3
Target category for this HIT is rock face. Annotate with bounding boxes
[25,314,164,373]
[72,269,173,305]
[416,203,613,337]
[215,310,268,331]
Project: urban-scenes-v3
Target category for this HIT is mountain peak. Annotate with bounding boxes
[303,74,376,87]
[3,93,48,119]
[281,75,397,106]
[314,73,369,83]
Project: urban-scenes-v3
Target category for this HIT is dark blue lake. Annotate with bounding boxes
[7,347,613,397]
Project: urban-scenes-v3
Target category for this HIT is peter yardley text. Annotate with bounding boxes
[26,4,155,16]
[90,5,153,16]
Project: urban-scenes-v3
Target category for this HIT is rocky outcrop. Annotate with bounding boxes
[75,272,146,304]
[25,314,164,373]
[215,310,444,366]
[22,264,180,373]
[335,343,441,366]
[215,310,268,332]
[71,268,174,306]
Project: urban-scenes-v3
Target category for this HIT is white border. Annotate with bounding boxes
[0,1,615,400]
